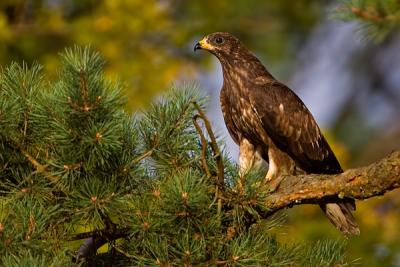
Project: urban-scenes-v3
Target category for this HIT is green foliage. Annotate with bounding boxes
[300,239,350,267]
[336,0,400,41]
[0,48,353,266]
[2,250,73,267]
[0,0,325,108]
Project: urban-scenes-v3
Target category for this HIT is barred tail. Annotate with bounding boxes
[320,202,360,235]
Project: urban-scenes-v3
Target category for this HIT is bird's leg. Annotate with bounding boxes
[266,175,285,193]
[239,139,255,176]
[265,154,283,192]
[265,147,294,192]
[265,156,277,182]
[239,141,264,174]
[238,139,264,190]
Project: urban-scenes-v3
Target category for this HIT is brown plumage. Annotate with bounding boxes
[195,32,359,235]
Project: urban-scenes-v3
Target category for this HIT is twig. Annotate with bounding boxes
[130,149,154,165]
[351,7,384,23]
[9,140,58,183]
[191,101,224,187]
[70,227,131,241]
[192,115,212,178]
[192,101,225,219]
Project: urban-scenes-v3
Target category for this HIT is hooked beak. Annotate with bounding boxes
[194,37,213,52]
[194,42,201,52]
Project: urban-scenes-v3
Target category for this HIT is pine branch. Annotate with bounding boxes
[192,101,225,217]
[7,139,58,183]
[335,0,400,41]
[350,6,384,23]
[258,151,400,217]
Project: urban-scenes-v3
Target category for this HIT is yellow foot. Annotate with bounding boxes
[265,175,284,193]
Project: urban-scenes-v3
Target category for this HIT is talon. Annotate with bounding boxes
[266,185,276,193]
[265,175,284,192]
[265,173,273,182]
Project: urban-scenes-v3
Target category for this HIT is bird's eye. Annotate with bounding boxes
[215,37,224,44]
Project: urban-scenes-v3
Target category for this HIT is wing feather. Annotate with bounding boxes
[249,81,342,174]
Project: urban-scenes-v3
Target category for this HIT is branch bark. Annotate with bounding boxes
[260,151,400,216]
[73,227,130,262]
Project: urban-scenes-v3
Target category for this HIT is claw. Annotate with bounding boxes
[265,175,284,193]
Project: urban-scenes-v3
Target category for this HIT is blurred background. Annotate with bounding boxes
[0,0,399,265]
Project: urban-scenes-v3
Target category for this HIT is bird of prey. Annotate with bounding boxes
[194,32,359,235]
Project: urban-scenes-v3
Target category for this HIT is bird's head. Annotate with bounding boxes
[194,32,241,60]
[194,32,270,78]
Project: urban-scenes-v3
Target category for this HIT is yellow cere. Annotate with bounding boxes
[199,38,214,50]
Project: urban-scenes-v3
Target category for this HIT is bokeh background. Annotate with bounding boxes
[1,0,399,266]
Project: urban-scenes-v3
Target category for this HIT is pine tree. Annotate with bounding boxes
[0,47,353,266]
[336,0,400,41]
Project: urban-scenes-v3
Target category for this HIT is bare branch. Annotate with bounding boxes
[73,227,130,262]
[259,151,400,217]
[192,115,212,178]
[192,101,225,217]
[192,101,224,187]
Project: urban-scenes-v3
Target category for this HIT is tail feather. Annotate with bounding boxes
[320,202,360,235]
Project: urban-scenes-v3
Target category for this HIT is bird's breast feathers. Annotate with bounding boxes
[220,83,270,148]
